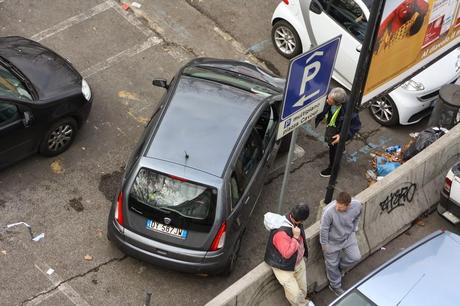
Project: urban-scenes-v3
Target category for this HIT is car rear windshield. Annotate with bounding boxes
[332,289,376,306]
[182,66,278,97]
[130,168,216,220]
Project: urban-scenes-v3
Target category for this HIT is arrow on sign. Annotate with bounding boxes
[293,89,320,107]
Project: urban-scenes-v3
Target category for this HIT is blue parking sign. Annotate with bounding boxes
[281,36,341,120]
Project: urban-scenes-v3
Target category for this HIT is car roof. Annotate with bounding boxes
[145,74,266,178]
[356,231,460,306]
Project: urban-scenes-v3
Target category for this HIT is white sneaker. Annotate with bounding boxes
[307,301,316,306]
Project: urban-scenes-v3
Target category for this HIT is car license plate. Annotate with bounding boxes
[146,219,188,239]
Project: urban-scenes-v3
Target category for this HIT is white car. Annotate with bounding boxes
[271,0,460,126]
[438,161,460,224]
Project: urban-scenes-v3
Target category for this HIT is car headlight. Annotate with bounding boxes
[401,80,425,91]
[82,79,91,101]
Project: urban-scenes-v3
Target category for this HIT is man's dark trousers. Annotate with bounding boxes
[328,143,338,170]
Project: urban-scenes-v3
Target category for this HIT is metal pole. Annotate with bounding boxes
[278,128,299,213]
[324,0,386,203]
[143,291,152,306]
[277,0,321,212]
[299,0,318,48]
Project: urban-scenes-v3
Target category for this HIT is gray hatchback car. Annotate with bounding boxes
[107,58,285,275]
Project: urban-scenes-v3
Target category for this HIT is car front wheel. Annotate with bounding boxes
[40,117,77,156]
[272,20,302,59]
[369,95,399,126]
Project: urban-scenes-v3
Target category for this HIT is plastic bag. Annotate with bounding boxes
[263,212,292,231]
[402,127,447,161]
[376,156,401,176]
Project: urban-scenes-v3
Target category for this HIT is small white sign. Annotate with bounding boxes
[276,96,325,140]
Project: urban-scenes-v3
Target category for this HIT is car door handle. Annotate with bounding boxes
[244,196,250,204]
[356,46,361,53]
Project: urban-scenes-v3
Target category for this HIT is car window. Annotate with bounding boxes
[0,102,19,127]
[255,105,278,149]
[230,173,242,209]
[319,0,367,42]
[234,129,263,191]
[0,64,32,101]
[130,168,217,220]
[182,66,278,97]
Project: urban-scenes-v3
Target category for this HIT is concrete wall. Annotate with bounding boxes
[206,124,460,306]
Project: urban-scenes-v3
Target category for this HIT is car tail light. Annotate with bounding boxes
[283,0,289,3]
[209,222,226,251]
[115,192,124,226]
[444,177,452,195]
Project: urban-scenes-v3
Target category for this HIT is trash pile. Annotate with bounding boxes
[366,127,448,185]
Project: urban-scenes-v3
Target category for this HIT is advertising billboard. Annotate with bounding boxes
[364,0,460,101]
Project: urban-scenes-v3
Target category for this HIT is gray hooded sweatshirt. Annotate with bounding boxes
[319,199,362,246]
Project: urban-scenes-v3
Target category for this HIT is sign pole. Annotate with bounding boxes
[276,37,340,213]
[277,129,298,213]
[324,0,386,203]
[299,0,317,48]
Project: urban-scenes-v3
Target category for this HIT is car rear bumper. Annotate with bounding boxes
[438,191,460,224]
[107,218,228,274]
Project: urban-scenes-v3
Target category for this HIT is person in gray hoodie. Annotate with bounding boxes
[320,192,362,296]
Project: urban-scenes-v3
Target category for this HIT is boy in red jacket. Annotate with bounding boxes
[264,203,314,306]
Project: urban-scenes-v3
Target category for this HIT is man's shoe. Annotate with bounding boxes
[329,285,345,296]
[320,168,332,177]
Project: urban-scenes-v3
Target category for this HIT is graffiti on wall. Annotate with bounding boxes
[379,182,417,214]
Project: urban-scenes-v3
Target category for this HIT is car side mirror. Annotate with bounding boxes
[152,79,169,89]
[309,0,323,14]
[22,111,33,127]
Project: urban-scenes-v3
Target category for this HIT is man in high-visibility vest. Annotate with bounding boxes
[315,87,361,177]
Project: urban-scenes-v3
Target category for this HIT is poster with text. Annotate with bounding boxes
[364,0,460,102]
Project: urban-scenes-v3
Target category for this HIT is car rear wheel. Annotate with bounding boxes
[221,235,243,276]
[369,95,399,126]
[39,117,77,156]
[272,20,302,59]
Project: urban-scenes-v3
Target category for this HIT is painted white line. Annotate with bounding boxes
[81,35,162,78]
[30,0,113,42]
[109,0,153,37]
[25,289,59,306]
[33,263,90,306]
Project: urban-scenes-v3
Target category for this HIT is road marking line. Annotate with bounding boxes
[26,290,59,306]
[81,35,162,78]
[33,263,90,306]
[30,0,113,42]
[109,0,153,37]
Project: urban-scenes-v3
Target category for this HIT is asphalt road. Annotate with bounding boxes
[0,1,439,305]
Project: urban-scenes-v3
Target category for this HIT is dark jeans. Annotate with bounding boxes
[328,143,338,170]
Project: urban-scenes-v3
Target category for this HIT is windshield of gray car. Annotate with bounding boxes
[182,66,278,97]
[130,168,217,220]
